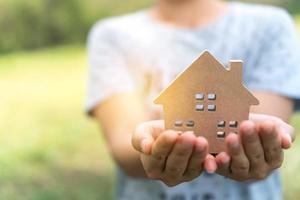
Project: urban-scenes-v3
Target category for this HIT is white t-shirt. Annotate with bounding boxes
[86,2,300,200]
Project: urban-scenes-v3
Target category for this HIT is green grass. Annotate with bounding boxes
[295,15,300,33]
[0,45,115,200]
[0,15,299,200]
[270,15,300,200]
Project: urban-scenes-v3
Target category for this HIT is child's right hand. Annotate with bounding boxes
[132,120,217,187]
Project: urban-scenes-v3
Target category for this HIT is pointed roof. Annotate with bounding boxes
[154,50,259,105]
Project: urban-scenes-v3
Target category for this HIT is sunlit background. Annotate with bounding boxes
[0,0,299,199]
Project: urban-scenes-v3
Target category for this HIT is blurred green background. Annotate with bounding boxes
[0,0,299,199]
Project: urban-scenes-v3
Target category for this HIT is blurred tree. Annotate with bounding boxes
[0,0,298,54]
[0,0,153,53]
[0,0,87,53]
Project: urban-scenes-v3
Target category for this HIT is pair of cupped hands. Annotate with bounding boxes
[132,114,295,187]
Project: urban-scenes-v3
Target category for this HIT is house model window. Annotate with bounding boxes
[208,104,216,111]
[208,93,216,100]
[174,120,183,127]
[229,121,238,127]
[186,120,195,127]
[195,93,216,112]
[154,50,259,153]
[217,121,226,127]
[217,131,226,139]
[195,93,204,100]
[216,120,239,139]
[195,104,204,111]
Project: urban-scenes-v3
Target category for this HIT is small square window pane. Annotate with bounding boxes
[229,121,238,127]
[208,105,216,111]
[186,120,195,127]
[217,121,225,127]
[174,120,183,127]
[196,104,204,111]
[217,131,225,139]
[208,93,216,100]
[195,93,204,100]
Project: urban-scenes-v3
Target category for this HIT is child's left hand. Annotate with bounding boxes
[215,113,295,181]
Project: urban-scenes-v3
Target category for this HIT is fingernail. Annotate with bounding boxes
[262,121,275,134]
[205,158,217,174]
[177,131,183,135]
[244,128,255,136]
[196,142,205,152]
[206,163,217,174]
[285,134,292,145]
[184,131,194,135]
[222,154,230,164]
[231,140,239,149]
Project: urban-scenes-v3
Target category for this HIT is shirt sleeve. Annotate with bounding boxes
[247,9,300,111]
[85,21,135,115]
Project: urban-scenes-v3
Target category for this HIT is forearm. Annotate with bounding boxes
[94,93,152,178]
[250,91,294,122]
[108,134,147,178]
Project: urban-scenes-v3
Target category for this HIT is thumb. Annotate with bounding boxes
[132,121,163,154]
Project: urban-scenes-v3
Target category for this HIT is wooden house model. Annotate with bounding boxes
[154,51,259,153]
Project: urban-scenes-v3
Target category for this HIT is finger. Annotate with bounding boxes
[163,132,195,183]
[259,121,283,169]
[278,120,295,143]
[249,113,294,149]
[239,121,266,175]
[204,154,217,174]
[280,132,292,149]
[278,123,294,149]
[152,130,179,163]
[132,120,164,154]
[215,152,230,175]
[183,137,208,181]
[142,130,178,177]
[226,133,249,179]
